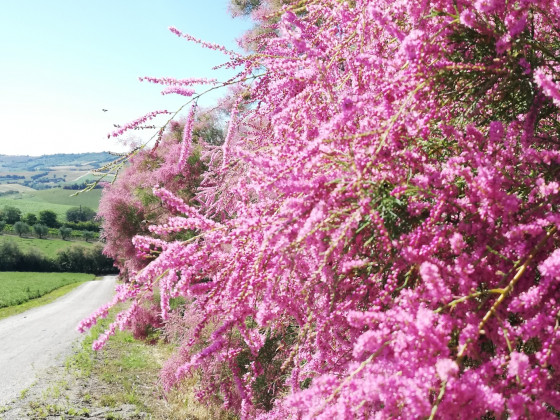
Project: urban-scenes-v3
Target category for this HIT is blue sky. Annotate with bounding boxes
[0,0,252,156]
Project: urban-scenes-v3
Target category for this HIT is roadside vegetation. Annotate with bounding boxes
[84,0,560,417]
[67,307,233,420]
[0,272,94,309]
[4,304,232,419]
[0,279,91,321]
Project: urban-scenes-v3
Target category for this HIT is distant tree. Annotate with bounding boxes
[39,210,60,228]
[56,245,87,272]
[59,227,72,240]
[13,221,30,237]
[23,213,38,225]
[33,223,49,239]
[30,171,48,180]
[1,206,21,224]
[0,241,22,270]
[0,220,5,234]
[66,206,96,223]
[63,182,102,190]
[83,230,95,242]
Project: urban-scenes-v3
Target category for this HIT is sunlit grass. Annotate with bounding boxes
[0,235,96,258]
[0,188,102,220]
[0,272,94,309]
[0,280,90,320]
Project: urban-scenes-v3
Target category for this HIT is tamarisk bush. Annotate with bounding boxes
[83,0,560,418]
[97,115,212,276]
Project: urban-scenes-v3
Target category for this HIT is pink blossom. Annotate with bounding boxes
[535,68,560,107]
[460,9,477,28]
[539,249,560,278]
[88,1,560,418]
[449,232,466,254]
[161,86,196,96]
[108,109,170,138]
[508,352,529,378]
[435,359,458,381]
[177,104,197,172]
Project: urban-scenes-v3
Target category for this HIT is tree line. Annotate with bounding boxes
[0,205,100,241]
[0,241,116,274]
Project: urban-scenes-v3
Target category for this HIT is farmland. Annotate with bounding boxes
[0,236,96,259]
[0,272,94,308]
[33,188,102,209]
[0,184,35,193]
[0,188,102,221]
[0,153,110,221]
[0,152,115,190]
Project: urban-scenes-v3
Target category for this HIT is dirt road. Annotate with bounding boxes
[0,276,116,406]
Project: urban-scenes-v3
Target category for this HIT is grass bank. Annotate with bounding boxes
[62,305,233,419]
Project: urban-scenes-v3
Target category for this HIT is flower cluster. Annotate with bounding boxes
[89,0,560,418]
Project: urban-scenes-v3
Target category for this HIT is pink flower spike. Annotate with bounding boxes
[177,104,197,173]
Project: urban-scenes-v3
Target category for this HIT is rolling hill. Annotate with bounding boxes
[0,152,116,190]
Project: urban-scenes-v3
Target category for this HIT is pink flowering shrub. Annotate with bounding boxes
[97,113,214,277]
[129,302,163,342]
[84,0,560,418]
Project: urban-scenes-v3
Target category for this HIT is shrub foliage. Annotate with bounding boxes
[84,1,560,418]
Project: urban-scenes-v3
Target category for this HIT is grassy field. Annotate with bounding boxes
[0,188,102,220]
[0,282,87,320]
[33,188,102,210]
[0,235,96,259]
[0,184,35,193]
[0,272,95,308]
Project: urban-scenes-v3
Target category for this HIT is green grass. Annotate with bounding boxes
[66,305,235,420]
[0,184,35,193]
[0,197,72,221]
[33,188,102,210]
[0,188,102,221]
[0,235,96,259]
[0,282,86,321]
[68,306,155,415]
[0,272,94,309]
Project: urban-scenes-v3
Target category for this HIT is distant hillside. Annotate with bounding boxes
[0,152,116,190]
[0,152,115,172]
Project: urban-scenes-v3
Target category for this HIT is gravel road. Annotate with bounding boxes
[0,275,116,406]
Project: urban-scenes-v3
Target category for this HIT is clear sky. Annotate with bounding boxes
[0,0,252,156]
